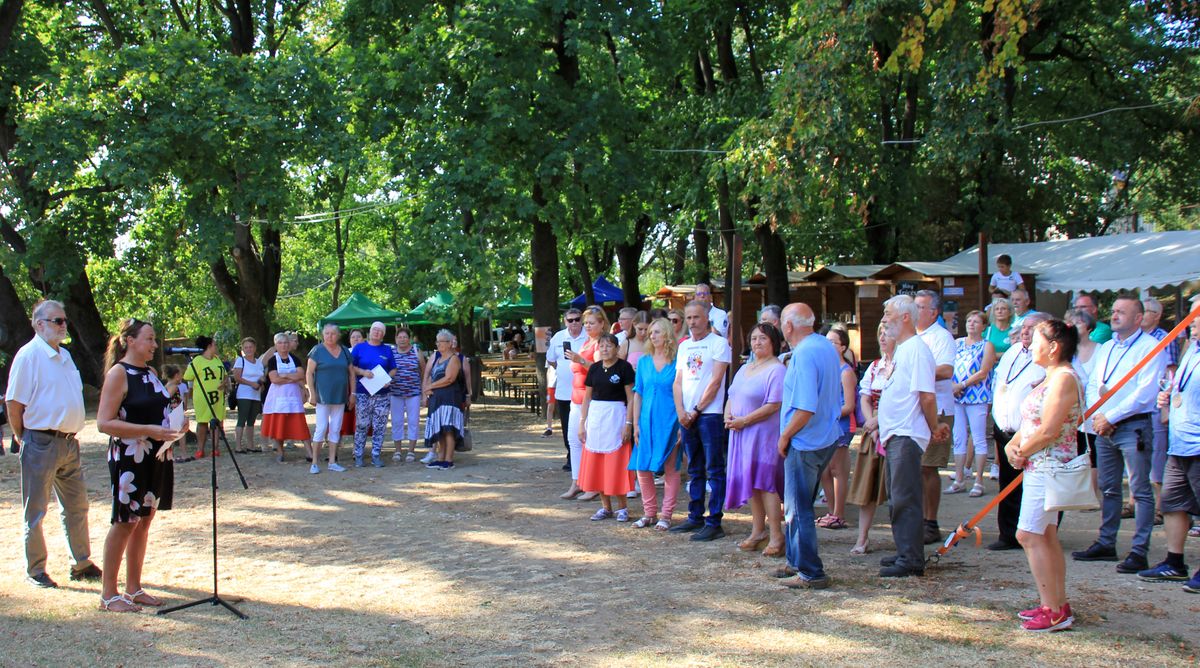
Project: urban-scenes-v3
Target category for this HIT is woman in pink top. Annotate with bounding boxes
[1004,319,1083,632]
[621,312,650,368]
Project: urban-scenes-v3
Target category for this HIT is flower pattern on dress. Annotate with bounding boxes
[143,491,158,510]
[117,470,138,506]
[123,438,152,464]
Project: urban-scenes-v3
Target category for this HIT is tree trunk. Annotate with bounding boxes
[694,218,711,284]
[530,184,559,331]
[574,253,595,305]
[755,220,790,308]
[716,171,736,312]
[671,235,688,285]
[59,269,110,386]
[616,214,651,309]
[210,217,279,347]
[0,264,33,383]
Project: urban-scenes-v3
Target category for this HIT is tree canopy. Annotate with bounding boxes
[1,0,1196,382]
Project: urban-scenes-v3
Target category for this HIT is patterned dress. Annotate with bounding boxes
[424,352,466,448]
[1018,370,1083,471]
[107,363,174,523]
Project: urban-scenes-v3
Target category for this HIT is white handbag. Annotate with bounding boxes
[1039,452,1098,512]
[1039,372,1098,512]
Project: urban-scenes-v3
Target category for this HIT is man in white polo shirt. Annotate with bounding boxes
[1073,295,1166,574]
[5,299,100,589]
[915,290,955,545]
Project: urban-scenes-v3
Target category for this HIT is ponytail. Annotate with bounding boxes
[104,318,151,370]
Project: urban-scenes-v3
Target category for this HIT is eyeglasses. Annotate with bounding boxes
[565,317,581,323]
[669,318,681,323]
[39,317,69,327]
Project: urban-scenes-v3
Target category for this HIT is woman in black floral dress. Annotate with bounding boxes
[95,319,187,612]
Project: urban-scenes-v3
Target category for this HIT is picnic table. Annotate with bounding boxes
[479,354,543,416]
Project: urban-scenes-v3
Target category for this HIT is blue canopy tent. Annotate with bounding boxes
[570,275,642,307]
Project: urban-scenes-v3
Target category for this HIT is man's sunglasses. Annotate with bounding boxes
[39,317,69,327]
[565,317,581,323]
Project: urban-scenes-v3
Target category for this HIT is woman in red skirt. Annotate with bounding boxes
[261,332,313,462]
[578,334,636,521]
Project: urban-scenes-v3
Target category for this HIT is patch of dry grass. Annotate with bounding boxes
[0,399,1197,667]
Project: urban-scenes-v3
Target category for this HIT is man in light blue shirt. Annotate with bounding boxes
[773,303,843,589]
[1073,295,1166,573]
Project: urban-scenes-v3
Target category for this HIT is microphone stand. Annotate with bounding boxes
[159,353,249,620]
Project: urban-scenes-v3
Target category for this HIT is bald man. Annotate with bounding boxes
[772,303,843,589]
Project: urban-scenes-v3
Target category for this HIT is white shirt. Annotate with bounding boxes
[989,271,1023,295]
[615,330,628,345]
[546,328,588,402]
[708,306,729,337]
[676,332,732,414]
[4,334,86,433]
[1085,329,1165,432]
[991,344,1045,434]
[878,336,937,449]
[233,355,265,401]
[917,322,956,415]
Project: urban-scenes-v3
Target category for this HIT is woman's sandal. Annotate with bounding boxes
[944,481,967,494]
[99,593,141,613]
[850,543,871,555]
[126,589,163,607]
[654,519,671,531]
[762,543,785,558]
[815,513,834,528]
[969,483,985,498]
[559,488,581,500]
[737,536,769,552]
[632,516,658,528]
[824,515,848,530]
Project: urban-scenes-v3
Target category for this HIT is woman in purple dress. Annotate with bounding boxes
[723,323,787,557]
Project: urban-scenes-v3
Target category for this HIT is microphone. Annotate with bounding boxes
[164,346,204,355]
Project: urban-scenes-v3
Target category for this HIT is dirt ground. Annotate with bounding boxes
[1,397,1198,667]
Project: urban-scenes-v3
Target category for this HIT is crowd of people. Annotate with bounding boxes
[3,302,472,612]
[541,276,1200,634]
[4,265,1198,632]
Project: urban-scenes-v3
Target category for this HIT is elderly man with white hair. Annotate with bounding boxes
[350,321,397,468]
[876,294,948,577]
[5,299,101,589]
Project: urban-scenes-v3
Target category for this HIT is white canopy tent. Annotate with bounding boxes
[943,230,1200,294]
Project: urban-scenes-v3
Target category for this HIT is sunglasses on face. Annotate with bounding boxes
[39,317,69,327]
[565,317,580,323]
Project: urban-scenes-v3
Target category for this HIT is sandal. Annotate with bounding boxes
[815,513,834,528]
[632,516,658,528]
[1189,525,1200,538]
[969,484,985,498]
[654,519,671,531]
[99,593,141,613]
[850,543,871,555]
[738,536,769,552]
[824,515,847,530]
[762,543,785,558]
[944,481,967,494]
[125,588,163,607]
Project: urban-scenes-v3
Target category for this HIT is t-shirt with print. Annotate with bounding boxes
[183,355,227,420]
[584,358,635,403]
[878,335,937,450]
[676,332,732,414]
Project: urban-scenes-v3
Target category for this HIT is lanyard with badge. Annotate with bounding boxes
[995,348,1032,406]
[1099,330,1142,396]
[1175,341,1200,408]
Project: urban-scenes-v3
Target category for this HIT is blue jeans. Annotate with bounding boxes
[682,413,727,527]
[1096,415,1155,556]
[783,444,835,580]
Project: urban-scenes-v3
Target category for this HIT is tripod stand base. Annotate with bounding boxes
[158,595,247,619]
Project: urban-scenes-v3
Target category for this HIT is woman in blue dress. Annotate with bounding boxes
[628,318,681,530]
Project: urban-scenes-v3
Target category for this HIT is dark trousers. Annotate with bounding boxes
[993,420,1021,545]
[556,399,572,461]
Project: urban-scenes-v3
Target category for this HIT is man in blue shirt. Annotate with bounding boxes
[773,303,843,589]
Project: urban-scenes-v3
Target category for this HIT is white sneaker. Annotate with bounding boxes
[989,464,1000,480]
[327,462,347,472]
[420,451,436,465]
[626,490,639,499]
[310,464,320,474]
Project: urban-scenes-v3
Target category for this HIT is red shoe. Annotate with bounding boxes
[194,450,206,459]
[1017,605,1045,621]
[1021,604,1073,632]
[212,447,220,456]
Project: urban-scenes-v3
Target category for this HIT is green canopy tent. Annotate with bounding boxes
[475,285,534,321]
[318,292,406,329]
[403,290,458,326]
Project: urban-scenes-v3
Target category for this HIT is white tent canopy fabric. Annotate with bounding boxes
[943,231,1200,294]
